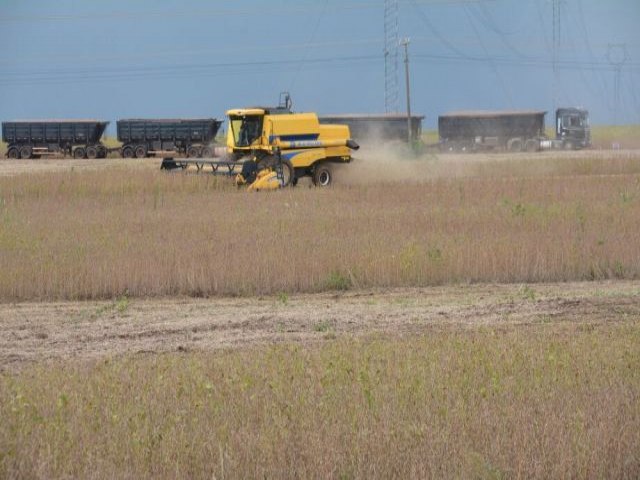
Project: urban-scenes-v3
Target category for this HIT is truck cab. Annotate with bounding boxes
[556,108,590,149]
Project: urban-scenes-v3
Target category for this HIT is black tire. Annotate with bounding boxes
[313,162,334,187]
[86,146,98,159]
[524,139,539,152]
[201,146,213,158]
[20,146,32,159]
[97,146,107,158]
[187,146,199,158]
[257,155,294,187]
[161,158,179,170]
[122,146,134,158]
[73,147,86,159]
[7,147,19,159]
[135,145,147,158]
[507,138,523,152]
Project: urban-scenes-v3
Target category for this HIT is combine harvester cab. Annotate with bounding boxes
[228,95,359,189]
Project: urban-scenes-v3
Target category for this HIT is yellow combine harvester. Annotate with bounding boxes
[161,94,359,190]
[229,94,359,189]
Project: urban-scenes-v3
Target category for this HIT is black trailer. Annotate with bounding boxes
[2,120,109,159]
[319,114,424,143]
[438,110,546,152]
[117,118,223,158]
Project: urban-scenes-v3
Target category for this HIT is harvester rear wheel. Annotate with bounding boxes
[313,162,333,187]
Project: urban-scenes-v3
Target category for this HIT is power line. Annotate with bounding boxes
[0,55,383,86]
[288,0,329,91]
[463,4,514,107]
[0,0,496,23]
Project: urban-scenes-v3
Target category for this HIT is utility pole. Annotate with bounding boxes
[401,38,412,144]
[607,43,628,125]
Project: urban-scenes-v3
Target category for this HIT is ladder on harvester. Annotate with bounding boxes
[274,148,285,187]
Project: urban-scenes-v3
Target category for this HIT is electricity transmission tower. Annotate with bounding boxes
[384,0,400,113]
[607,43,628,125]
[551,0,565,112]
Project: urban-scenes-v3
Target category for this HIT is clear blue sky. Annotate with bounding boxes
[1,0,638,130]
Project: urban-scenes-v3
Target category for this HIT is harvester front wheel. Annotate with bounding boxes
[257,156,294,187]
[313,162,333,187]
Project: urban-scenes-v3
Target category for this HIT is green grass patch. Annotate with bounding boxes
[1,322,638,478]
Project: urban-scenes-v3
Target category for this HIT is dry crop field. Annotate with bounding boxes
[1,149,639,478]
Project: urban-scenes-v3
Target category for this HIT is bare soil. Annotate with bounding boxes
[1,281,638,370]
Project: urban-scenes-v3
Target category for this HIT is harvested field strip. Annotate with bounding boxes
[1,280,638,368]
[1,319,639,479]
[0,164,639,301]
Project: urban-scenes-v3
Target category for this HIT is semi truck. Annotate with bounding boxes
[2,120,110,159]
[117,118,222,158]
[438,107,590,152]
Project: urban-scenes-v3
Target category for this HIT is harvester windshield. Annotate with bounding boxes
[229,115,263,147]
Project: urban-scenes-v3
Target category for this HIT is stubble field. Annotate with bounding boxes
[0,148,639,478]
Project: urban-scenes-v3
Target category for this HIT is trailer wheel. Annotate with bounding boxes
[187,146,199,158]
[86,146,98,159]
[525,139,539,152]
[313,162,333,187]
[73,147,86,159]
[20,146,33,159]
[122,146,134,158]
[135,145,147,158]
[97,146,107,158]
[507,138,523,152]
[202,146,213,158]
[7,147,19,159]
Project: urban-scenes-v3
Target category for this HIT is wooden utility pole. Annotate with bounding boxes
[401,38,412,144]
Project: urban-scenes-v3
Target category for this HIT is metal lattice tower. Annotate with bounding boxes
[607,44,628,125]
[384,0,400,113]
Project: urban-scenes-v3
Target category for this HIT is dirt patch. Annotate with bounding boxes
[1,281,638,370]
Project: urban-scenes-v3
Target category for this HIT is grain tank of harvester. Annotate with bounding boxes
[229,93,359,189]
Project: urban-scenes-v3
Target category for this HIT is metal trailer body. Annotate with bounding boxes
[2,120,109,159]
[117,118,223,159]
[318,114,424,143]
[438,110,546,152]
